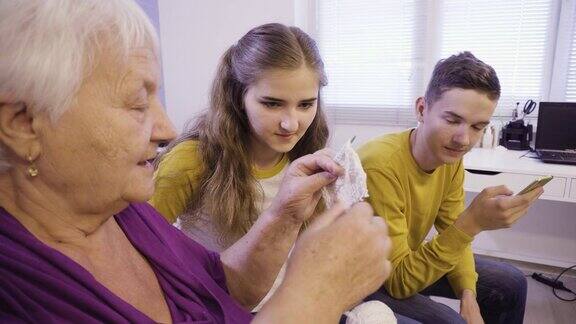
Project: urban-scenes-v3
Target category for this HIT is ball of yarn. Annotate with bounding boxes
[345,301,397,324]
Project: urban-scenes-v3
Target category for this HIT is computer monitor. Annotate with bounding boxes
[535,102,576,151]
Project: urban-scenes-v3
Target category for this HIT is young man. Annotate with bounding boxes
[358,52,543,324]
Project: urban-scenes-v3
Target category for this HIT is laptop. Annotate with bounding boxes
[535,102,576,165]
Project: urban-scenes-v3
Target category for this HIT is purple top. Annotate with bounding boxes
[0,202,253,323]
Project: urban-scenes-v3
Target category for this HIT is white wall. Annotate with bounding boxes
[158,0,296,131]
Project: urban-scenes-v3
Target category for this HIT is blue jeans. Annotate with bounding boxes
[365,256,527,324]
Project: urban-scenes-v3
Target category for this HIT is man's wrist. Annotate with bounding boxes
[455,211,481,237]
[460,288,476,300]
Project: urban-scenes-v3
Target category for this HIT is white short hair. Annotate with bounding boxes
[0,0,159,171]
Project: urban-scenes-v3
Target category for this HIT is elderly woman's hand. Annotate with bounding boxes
[267,149,343,224]
[254,202,392,323]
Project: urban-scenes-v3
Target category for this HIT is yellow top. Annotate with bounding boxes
[357,129,477,298]
[150,140,289,224]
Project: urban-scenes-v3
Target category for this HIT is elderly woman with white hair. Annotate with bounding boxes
[0,0,392,323]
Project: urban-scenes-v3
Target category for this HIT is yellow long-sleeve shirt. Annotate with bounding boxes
[149,140,289,251]
[149,141,203,224]
[357,129,477,299]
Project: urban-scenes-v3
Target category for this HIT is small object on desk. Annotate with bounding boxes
[481,124,496,148]
[499,119,533,150]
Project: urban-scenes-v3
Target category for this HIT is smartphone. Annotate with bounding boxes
[516,175,553,195]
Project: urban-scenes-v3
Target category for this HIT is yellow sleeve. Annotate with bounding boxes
[149,141,201,224]
[366,167,474,299]
[435,161,478,296]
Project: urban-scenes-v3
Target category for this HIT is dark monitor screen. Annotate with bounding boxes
[535,102,576,150]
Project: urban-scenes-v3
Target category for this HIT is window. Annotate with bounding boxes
[439,0,554,115]
[315,0,427,125]
[316,0,426,125]
[308,0,576,126]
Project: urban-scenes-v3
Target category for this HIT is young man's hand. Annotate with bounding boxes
[455,185,543,236]
[460,289,484,324]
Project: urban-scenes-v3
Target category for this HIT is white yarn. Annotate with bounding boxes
[325,141,396,323]
[345,301,397,324]
[323,138,369,209]
[252,261,288,312]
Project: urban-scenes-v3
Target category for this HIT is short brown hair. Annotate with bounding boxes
[425,51,500,105]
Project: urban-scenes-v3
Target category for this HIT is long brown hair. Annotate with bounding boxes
[157,23,329,247]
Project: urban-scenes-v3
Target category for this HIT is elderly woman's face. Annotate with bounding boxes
[35,46,176,212]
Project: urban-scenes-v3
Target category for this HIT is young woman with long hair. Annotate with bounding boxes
[151,23,402,321]
[150,23,329,251]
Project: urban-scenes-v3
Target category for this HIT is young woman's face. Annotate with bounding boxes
[243,66,319,158]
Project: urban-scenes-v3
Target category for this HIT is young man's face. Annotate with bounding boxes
[417,88,497,167]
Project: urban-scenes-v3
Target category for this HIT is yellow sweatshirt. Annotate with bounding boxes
[150,140,288,225]
[357,129,477,299]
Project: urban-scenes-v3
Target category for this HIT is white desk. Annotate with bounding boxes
[463,148,576,268]
[464,148,576,202]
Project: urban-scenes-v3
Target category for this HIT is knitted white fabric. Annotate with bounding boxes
[324,141,395,323]
[345,301,397,324]
[323,138,369,208]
